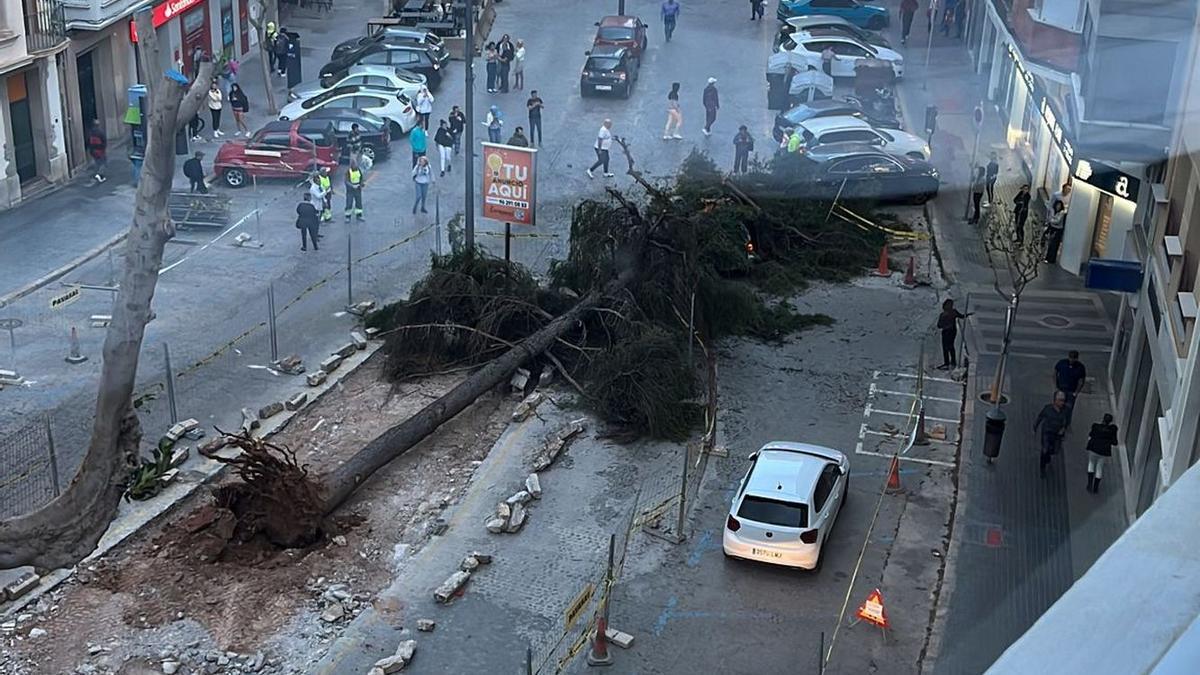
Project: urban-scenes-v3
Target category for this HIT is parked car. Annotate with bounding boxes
[279,85,419,136]
[213,120,338,188]
[291,65,425,103]
[592,15,649,62]
[772,98,900,142]
[723,442,849,570]
[797,115,929,159]
[330,27,444,61]
[297,110,391,164]
[806,145,940,203]
[777,14,890,49]
[779,30,904,77]
[320,42,448,89]
[580,45,640,98]
[777,0,890,30]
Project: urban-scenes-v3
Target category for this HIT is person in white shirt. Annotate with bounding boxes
[513,40,527,91]
[587,119,614,178]
[207,81,224,138]
[415,86,434,131]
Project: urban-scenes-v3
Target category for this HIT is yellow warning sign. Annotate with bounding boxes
[563,583,594,631]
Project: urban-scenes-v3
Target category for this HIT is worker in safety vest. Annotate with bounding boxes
[344,160,365,221]
[317,167,333,222]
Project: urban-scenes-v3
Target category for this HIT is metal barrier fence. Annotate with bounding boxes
[0,415,61,519]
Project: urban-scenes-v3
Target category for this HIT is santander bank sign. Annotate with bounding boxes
[129,0,204,41]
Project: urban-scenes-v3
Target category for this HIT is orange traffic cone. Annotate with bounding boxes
[903,256,917,287]
[871,244,892,277]
[885,455,903,494]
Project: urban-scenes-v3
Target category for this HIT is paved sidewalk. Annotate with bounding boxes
[889,16,1130,675]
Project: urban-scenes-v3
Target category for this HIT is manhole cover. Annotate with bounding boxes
[1039,314,1072,328]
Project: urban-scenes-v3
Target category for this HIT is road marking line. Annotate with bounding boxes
[862,429,956,446]
[869,408,959,425]
[855,449,955,468]
[881,371,959,384]
[872,388,960,403]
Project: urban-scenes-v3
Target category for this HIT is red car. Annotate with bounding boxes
[213,120,339,188]
[592,15,649,62]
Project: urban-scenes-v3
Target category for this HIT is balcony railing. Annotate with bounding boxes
[24,0,67,53]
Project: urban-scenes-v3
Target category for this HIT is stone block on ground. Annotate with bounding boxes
[511,391,544,422]
[350,331,369,349]
[469,551,493,565]
[393,640,416,663]
[275,354,305,375]
[319,602,345,623]
[538,366,555,386]
[169,447,189,468]
[158,468,179,485]
[365,326,381,338]
[460,555,480,572]
[306,371,328,387]
[525,473,542,498]
[485,517,505,533]
[433,571,470,603]
[0,369,22,384]
[416,618,436,632]
[319,354,344,374]
[605,628,635,649]
[164,418,199,442]
[3,572,40,601]
[374,656,406,674]
[506,490,532,506]
[334,343,357,359]
[198,435,228,455]
[510,367,531,392]
[240,408,260,433]
[258,401,285,420]
[495,502,511,521]
[285,392,308,411]
[505,502,527,533]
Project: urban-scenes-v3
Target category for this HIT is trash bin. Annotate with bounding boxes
[983,407,1005,460]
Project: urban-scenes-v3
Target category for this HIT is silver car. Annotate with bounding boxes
[723,442,849,570]
[290,65,425,103]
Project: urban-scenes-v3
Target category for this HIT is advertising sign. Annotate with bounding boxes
[481,142,537,226]
[129,0,206,42]
[1074,159,1141,202]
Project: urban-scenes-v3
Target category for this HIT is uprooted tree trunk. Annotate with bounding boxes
[0,11,213,570]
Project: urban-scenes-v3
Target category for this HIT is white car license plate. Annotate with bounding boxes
[752,548,782,559]
[594,84,612,91]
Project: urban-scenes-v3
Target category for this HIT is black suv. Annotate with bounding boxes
[331,28,445,61]
[320,42,448,89]
[580,45,639,99]
[297,110,391,164]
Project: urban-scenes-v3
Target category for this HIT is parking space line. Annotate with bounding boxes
[869,408,959,425]
[855,449,956,468]
[873,388,961,403]
[862,428,956,446]
[880,371,960,384]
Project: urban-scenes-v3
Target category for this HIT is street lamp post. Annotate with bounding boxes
[464,0,476,250]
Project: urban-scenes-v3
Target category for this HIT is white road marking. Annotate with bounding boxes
[855,449,955,468]
[880,371,960,384]
[872,388,960,403]
[869,408,960,425]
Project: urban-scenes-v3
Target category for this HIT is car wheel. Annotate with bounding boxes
[391,121,407,137]
[580,84,590,98]
[279,115,290,121]
[222,167,247,188]
[621,83,631,99]
[911,191,932,205]
[360,144,377,162]
[867,16,886,30]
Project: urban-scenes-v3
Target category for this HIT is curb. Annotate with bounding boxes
[0,231,128,308]
[0,342,382,618]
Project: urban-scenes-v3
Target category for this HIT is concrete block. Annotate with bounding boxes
[510,367,531,392]
[0,369,23,384]
[350,331,369,349]
[319,354,344,373]
[364,327,381,338]
[505,490,532,506]
[169,447,189,468]
[240,408,260,433]
[333,343,357,359]
[274,354,305,375]
[416,619,436,632]
[495,502,511,521]
[374,656,406,674]
[319,602,345,622]
[393,639,417,663]
[433,571,470,603]
[460,555,480,572]
[525,473,542,499]
[164,418,198,442]
[505,503,527,533]
[285,392,308,411]
[158,468,179,485]
[3,572,40,601]
[469,551,493,565]
[484,517,505,533]
[258,401,284,420]
[306,371,328,387]
[604,628,635,649]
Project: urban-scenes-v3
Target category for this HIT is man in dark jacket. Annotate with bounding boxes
[297,193,321,251]
[1033,391,1070,477]
[702,78,719,136]
[1085,413,1117,493]
[448,106,466,155]
[273,29,290,77]
[183,151,207,193]
[732,125,753,174]
[507,126,529,147]
[1053,350,1087,426]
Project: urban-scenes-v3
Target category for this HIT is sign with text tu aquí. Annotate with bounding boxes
[481,142,537,226]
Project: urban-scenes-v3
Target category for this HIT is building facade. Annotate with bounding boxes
[0,0,69,206]
[1108,10,1200,521]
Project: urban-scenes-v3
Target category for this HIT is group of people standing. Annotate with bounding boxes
[484,34,525,94]
[968,151,1072,266]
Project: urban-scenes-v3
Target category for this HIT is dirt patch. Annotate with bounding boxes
[5,354,509,674]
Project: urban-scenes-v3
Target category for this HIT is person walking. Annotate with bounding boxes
[526,91,544,145]
[702,77,719,136]
[485,105,504,143]
[435,119,454,176]
[485,42,499,93]
[1013,184,1031,245]
[513,40,526,91]
[940,0,957,36]
[1044,200,1066,263]
[86,119,107,183]
[449,106,466,154]
[1034,391,1070,477]
[587,119,615,178]
[900,0,918,44]
[318,167,333,222]
[265,21,279,73]
[308,171,326,216]
[229,83,250,136]
[183,151,207,193]
[415,86,434,130]
[412,156,433,214]
[189,111,204,142]
[297,193,321,251]
[1053,350,1087,426]
[1085,413,1118,493]
[750,0,765,21]
[732,125,754,174]
[347,123,363,164]
[985,152,999,205]
[273,29,290,77]
[661,0,680,41]
[344,160,365,221]
[968,165,985,224]
[663,82,683,140]
[207,80,224,138]
[507,126,530,147]
[409,122,428,167]
[936,298,970,370]
[497,34,515,93]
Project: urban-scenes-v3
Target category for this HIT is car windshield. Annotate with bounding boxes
[597,27,635,41]
[737,495,808,528]
[585,57,621,71]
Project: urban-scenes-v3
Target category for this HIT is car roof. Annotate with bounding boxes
[783,99,861,118]
[800,115,874,134]
[786,14,854,28]
[810,144,901,161]
[303,109,386,127]
[792,31,868,47]
[745,445,841,502]
[588,45,627,57]
[599,15,638,27]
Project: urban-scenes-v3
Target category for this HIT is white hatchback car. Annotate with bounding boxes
[279,84,419,136]
[780,31,904,78]
[798,115,931,159]
[723,442,849,570]
[289,65,425,104]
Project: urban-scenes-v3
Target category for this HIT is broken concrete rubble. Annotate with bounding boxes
[505,502,528,533]
[433,571,470,603]
[319,354,344,373]
[526,473,542,499]
[285,392,308,411]
[306,371,328,387]
[511,391,544,422]
[257,401,284,420]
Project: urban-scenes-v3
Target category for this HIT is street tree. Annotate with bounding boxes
[0,10,214,570]
[981,200,1045,404]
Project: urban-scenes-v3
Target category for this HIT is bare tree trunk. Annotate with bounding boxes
[249,0,279,115]
[0,11,213,571]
